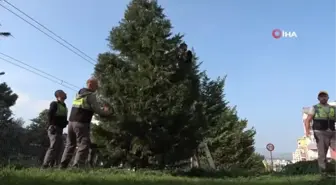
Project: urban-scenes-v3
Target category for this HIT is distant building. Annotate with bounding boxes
[292,136,319,163]
[292,101,336,163]
[263,159,291,172]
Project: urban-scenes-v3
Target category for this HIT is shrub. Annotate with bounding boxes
[171,167,268,178]
[282,160,335,175]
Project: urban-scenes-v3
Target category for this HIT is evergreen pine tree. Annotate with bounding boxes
[200,75,260,170]
[25,109,50,163]
[93,0,204,168]
[0,82,23,162]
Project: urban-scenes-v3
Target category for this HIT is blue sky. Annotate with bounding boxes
[0,0,335,153]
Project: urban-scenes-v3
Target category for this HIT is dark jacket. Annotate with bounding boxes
[69,88,110,123]
[48,101,68,128]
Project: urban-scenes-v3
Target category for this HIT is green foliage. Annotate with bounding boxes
[92,0,259,171]
[0,168,331,185]
[25,109,49,148]
[0,82,18,122]
[93,0,204,168]
[172,167,268,178]
[198,75,260,170]
[282,160,335,175]
[24,109,50,163]
[0,82,23,163]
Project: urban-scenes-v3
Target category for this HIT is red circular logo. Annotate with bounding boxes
[272,29,282,39]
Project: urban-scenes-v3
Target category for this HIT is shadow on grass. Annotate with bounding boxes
[1,173,335,185]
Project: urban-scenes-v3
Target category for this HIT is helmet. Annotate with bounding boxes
[318,91,328,97]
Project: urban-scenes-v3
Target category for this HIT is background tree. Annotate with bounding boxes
[93,0,205,168]
[199,75,261,170]
[0,82,21,163]
[24,109,50,164]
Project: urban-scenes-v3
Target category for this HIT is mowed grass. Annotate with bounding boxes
[0,168,334,185]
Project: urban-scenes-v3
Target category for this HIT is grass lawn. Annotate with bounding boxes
[0,168,334,185]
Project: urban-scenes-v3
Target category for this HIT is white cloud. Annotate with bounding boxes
[11,91,50,125]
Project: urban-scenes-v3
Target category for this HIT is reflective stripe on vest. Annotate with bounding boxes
[72,93,92,110]
[313,104,335,120]
[56,102,68,116]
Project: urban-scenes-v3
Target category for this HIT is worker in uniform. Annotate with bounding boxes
[305,91,336,175]
[178,43,192,63]
[60,78,110,168]
[42,90,68,168]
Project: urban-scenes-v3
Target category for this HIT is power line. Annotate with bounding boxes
[0,55,79,92]
[0,52,81,89]
[0,56,78,92]
[2,0,97,64]
[0,3,96,66]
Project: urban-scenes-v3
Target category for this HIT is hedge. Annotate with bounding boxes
[281,160,335,175]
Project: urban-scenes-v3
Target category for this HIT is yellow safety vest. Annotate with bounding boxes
[313,104,335,120]
[72,93,92,110]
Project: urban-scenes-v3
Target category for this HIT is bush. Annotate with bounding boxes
[282,160,335,175]
[171,167,268,178]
